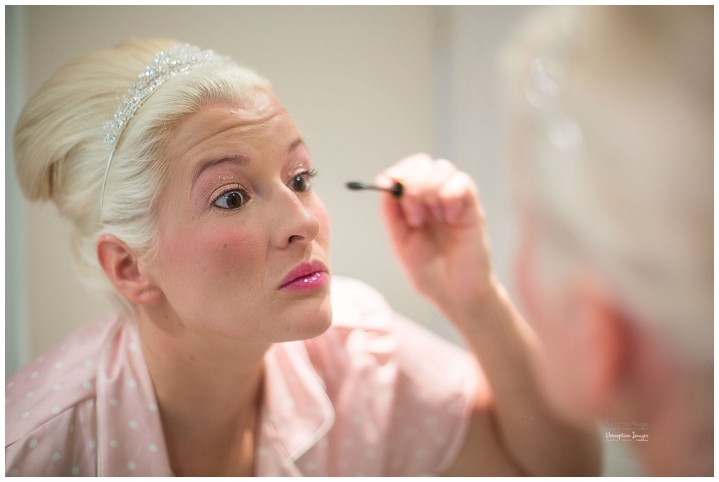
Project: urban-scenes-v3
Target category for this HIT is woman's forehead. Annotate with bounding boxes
[176,91,286,135]
[166,93,295,160]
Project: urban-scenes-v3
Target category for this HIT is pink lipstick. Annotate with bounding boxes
[279,261,329,291]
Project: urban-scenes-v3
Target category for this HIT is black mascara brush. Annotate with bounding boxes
[346,181,403,199]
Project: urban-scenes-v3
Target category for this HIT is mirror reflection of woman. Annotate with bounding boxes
[6,39,599,476]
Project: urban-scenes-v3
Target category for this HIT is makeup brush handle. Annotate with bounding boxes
[345,181,403,199]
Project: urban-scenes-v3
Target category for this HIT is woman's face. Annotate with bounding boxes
[144,90,332,343]
[514,211,594,425]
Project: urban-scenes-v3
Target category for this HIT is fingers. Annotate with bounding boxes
[439,170,482,224]
[376,154,480,228]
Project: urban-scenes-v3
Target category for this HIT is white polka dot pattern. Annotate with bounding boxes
[5,317,170,476]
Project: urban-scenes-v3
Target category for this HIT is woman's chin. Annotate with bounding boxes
[273,296,333,343]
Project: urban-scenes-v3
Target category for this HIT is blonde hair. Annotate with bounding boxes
[14,38,271,315]
[502,6,713,362]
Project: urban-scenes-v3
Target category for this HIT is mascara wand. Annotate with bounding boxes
[346,181,403,199]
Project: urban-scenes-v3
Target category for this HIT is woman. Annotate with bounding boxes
[7,38,599,476]
[500,6,713,476]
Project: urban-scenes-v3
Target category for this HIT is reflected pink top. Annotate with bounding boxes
[6,277,477,476]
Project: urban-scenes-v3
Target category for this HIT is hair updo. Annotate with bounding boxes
[14,38,271,315]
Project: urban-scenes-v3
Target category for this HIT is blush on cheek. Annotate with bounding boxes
[159,222,261,286]
[203,228,262,276]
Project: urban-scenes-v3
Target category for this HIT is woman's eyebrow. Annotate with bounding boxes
[192,155,249,185]
[289,138,305,152]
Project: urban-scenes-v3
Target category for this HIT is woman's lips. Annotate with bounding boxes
[279,261,329,291]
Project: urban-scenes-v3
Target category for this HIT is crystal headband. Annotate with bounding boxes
[99,43,232,208]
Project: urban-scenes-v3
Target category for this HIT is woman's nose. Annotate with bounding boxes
[271,188,320,249]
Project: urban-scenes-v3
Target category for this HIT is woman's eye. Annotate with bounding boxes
[290,169,317,193]
[213,190,247,210]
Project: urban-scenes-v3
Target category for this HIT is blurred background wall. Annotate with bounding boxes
[5,5,642,475]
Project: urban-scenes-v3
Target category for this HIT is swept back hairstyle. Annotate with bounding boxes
[501,6,713,362]
[14,38,271,315]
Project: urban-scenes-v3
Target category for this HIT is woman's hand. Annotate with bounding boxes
[375,154,496,320]
[377,153,602,476]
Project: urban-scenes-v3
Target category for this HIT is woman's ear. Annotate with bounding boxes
[96,234,163,306]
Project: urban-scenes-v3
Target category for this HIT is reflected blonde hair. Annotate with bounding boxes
[502,6,713,362]
[14,38,271,315]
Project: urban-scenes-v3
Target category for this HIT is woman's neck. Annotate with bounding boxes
[135,306,270,476]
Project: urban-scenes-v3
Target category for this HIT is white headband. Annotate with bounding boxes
[99,43,231,208]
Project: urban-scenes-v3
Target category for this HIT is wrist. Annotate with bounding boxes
[439,274,506,331]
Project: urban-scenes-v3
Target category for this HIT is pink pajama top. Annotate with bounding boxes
[6,277,477,476]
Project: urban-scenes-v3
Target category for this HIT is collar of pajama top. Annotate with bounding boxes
[6,277,405,476]
[95,320,344,476]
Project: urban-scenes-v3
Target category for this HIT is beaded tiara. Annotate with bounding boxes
[99,43,232,208]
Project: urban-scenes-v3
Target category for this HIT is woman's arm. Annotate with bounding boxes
[375,154,601,476]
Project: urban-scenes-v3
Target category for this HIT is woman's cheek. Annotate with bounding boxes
[514,224,569,409]
[202,226,263,278]
[159,220,259,288]
[515,223,544,333]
